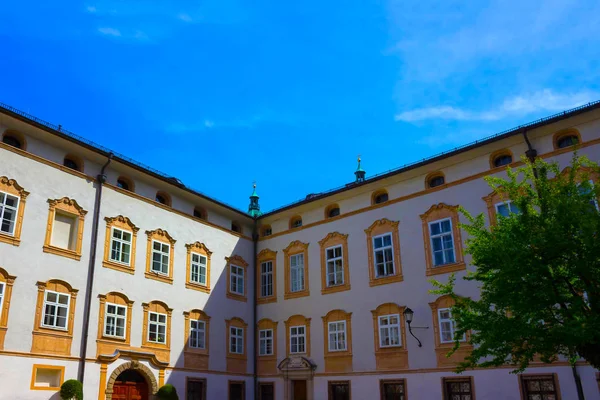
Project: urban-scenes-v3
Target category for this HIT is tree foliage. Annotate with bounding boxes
[432,155,600,373]
[156,384,179,400]
[60,379,83,400]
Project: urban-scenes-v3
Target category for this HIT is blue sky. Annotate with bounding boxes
[1,1,599,212]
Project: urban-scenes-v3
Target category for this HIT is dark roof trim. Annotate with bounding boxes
[0,102,251,219]
[260,100,600,218]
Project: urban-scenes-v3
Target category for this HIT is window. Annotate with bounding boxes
[230,265,244,295]
[148,312,167,344]
[328,321,347,351]
[438,308,465,343]
[325,246,344,286]
[30,365,64,390]
[230,326,244,354]
[155,191,171,206]
[290,215,303,229]
[43,197,87,260]
[328,381,350,400]
[259,329,273,356]
[373,233,394,277]
[372,190,389,205]
[186,378,206,400]
[110,228,132,265]
[557,134,579,148]
[520,375,559,400]
[427,173,445,188]
[421,204,465,276]
[553,129,581,150]
[189,253,207,285]
[443,377,474,400]
[2,132,25,150]
[116,177,133,191]
[261,261,273,298]
[0,176,28,246]
[430,295,471,367]
[145,229,176,284]
[226,255,249,301]
[290,326,306,353]
[63,156,82,172]
[380,380,406,400]
[429,219,456,266]
[151,240,170,274]
[228,381,245,400]
[231,222,241,233]
[260,225,272,237]
[104,303,126,338]
[325,204,340,219]
[379,315,401,347]
[189,319,206,349]
[185,242,211,292]
[42,290,70,330]
[290,254,304,292]
[193,207,207,220]
[0,190,19,236]
[493,154,512,167]
[258,382,275,400]
[495,201,521,218]
[579,180,599,211]
[319,232,350,294]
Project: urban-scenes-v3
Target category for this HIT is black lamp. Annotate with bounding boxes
[403,307,428,347]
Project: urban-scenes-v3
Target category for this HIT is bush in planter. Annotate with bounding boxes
[156,384,179,400]
[60,379,83,400]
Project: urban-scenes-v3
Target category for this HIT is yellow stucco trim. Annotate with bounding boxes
[96,292,134,357]
[429,295,473,368]
[42,197,87,261]
[319,232,351,295]
[144,229,176,284]
[183,309,211,370]
[226,317,248,374]
[0,176,29,246]
[0,267,16,350]
[322,309,353,373]
[30,364,65,391]
[141,300,173,363]
[257,318,278,375]
[284,314,311,357]
[102,215,139,274]
[371,303,408,371]
[185,242,212,293]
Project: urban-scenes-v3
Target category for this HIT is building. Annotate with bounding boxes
[0,100,599,400]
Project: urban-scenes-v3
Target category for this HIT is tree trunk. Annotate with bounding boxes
[576,342,600,369]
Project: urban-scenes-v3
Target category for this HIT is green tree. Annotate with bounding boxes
[432,155,600,373]
[156,384,179,400]
[60,379,83,400]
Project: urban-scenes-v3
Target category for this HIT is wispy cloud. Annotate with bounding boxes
[395,90,598,122]
[178,13,192,22]
[86,5,97,13]
[98,27,121,37]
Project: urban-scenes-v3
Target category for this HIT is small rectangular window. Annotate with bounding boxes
[380,380,406,400]
[328,381,350,400]
[261,261,273,297]
[443,377,473,400]
[110,227,132,265]
[230,326,244,354]
[230,265,245,295]
[104,303,126,338]
[429,218,455,266]
[521,374,559,400]
[190,253,207,285]
[148,312,167,344]
[328,321,347,351]
[290,254,305,292]
[373,233,394,277]
[290,325,306,353]
[0,191,19,236]
[259,329,273,356]
[229,381,245,400]
[51,212,78,250]
[258,382,275,400]
[495,201,521,218]
[151,240,170,275]
[31,365,64,390]
[439,308,465,343]
[186,378,206,400]
[189,319,206,349]
[326,245,344,286]
[42,290,70,330]
[379,314,401,347]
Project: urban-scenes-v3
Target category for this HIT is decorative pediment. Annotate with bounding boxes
[185,241,212,257]
[278,356,317,372]
[318,232,348,246]
[257,248,277,261]
[145,228,176,245]
[419,203,459,221]
[364,218,399,235]
[48,197,87,216]
[105,215,139,233]
[0,176,29,198]
[283,240,309,255]
[225,254,249,267]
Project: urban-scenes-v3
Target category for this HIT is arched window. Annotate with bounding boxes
[553,129,581,150]
[193,207,207,220]
[372,189,389,205]
[325,204,340,219]
[231,222,241,233]
[490,149,513,169]
[116,176,134,192]
[2,131,26,150]
[260,225,272,237]
[63,155,83,172]
[155,191,171,206]
[289,216,303,229]
[426,172,445,189]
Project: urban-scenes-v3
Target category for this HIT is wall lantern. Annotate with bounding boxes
[403,307,429,348]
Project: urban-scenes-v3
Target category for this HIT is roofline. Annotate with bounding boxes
[259,100,600,218]
[0,102,252,220]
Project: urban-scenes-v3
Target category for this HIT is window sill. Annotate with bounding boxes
[142,342,169,351]
[321,283,351,295]
[0,232,20,246]
[258,354,277,360]
[226,292,247,302]
[42,245,81,261]
[426,262,466,276]
[103,260,135,275]
[144,272,173,284]
[226,352,247,360]
[184,346,208,355]
[185,282,210,293]
[284,290,310,300]
[257,295,277,304]
[369,273,403,287]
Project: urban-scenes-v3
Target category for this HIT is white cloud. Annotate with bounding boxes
[395,90,598,122]
[178,13,192,22]
[98,27,121,37]
[86,5,97,13]
[204,120,214,128]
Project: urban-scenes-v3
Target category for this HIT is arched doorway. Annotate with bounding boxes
[112,369,148,400]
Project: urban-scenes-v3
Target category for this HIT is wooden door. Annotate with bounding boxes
[293,380,307,400]
[112,382,148,400]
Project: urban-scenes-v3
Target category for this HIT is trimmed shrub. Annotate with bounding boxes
[156,384,179,400]
[60,379,83,400]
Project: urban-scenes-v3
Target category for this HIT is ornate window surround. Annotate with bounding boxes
[420,203,465,276]
[371,303,408,370]
[319,232,350,295]
[322,309,352,373]
[102,215,139,274]
[284,314,311,357]
[144,229,176,284]
[226,255,249,302]
[257,249,277,304]
[283,240,310,300]
[0,176,29,246]
[0,267,16,350]
[43,197,87,261]
[185,242,212,293]
[365,218,403,286]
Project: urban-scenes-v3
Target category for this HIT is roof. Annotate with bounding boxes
[260,100,600,217]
